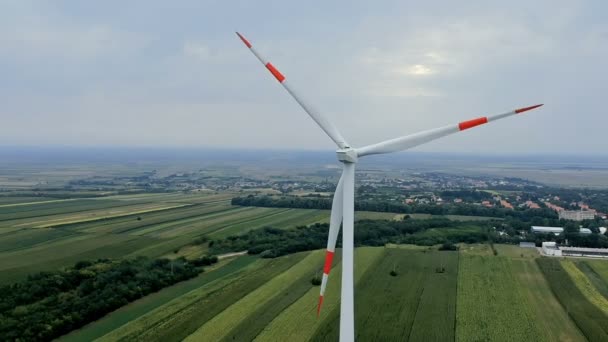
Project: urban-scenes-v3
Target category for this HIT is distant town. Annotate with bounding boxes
[63,168,608,220]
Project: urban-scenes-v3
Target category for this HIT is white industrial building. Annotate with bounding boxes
[531,226,563,235]
[559,210,595,221]
[540,243,608,258]
[531,226,596,235]
[560,247,608,258]
[542,242,562,256]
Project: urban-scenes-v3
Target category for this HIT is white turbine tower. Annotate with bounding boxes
[236,32,543,341]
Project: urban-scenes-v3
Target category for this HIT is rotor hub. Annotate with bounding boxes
[336,148,358,163]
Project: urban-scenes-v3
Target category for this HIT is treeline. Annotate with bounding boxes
[520,231,608,249]
[438,190,494,202]
[565,232,608,248]
[206,217,608,259]
[0,256,212,341]
[231,195,558,220]
[208,218,494,258]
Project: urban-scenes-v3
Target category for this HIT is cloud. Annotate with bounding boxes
[0,1,607,154]
[400,64,435,76]
[0,21,148,63]
[366,82,441,98]
[183,42,213,60]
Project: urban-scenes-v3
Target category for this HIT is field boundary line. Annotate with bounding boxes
[0,200,158,223]
[117,206,243,235]
[0,198,76,208]
[36,204,191,228]
[201,208,294,237]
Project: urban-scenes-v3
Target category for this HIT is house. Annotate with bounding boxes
[500,200,513,209]
[558,210,595,221]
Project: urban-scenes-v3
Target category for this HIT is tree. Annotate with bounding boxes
[564,221,578,233]
[0,257,202,340]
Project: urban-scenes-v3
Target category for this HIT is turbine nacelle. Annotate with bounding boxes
[336,148,358,164]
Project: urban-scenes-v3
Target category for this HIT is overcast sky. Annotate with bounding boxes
[1,1,606,154]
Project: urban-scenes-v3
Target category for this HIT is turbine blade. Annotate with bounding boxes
[356,104,543,157]
[235,32,349,149]
[317,168,345,317]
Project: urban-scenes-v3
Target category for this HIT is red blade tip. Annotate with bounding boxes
[317,296,324,318]
[515,104,543,113]
[235,32,252,48]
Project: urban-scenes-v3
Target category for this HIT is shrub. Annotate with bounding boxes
[259,250,276,258]
[191,255,219,267]
[439,242,458,251]
[193,236,209,245]
[74,260,92,270]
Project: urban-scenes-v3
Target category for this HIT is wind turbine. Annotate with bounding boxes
[236,32,542,341]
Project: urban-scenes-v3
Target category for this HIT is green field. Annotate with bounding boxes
[185,250,328,341]
[163,245,608,342]
[0,193,331,284]
[314,248,458,341]
[562,260,608,316]
[456,247,546,342]
[537,258,608,341]
[29,243,608,341]
[59,256,258,342]
[0,192,494,284]
[98,253,309,342]
[255,247,383,342]
[511,258,585,341]
[585,259,608,297]
[2,193,608,341]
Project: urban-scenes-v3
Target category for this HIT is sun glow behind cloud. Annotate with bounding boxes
[400,64,435,76]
